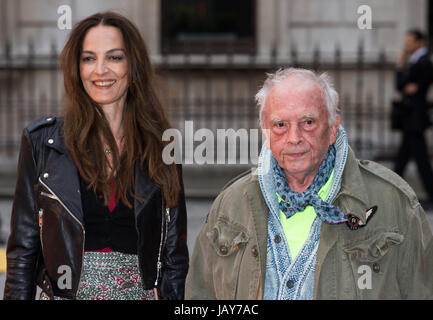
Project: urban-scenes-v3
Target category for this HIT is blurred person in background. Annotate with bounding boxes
[394,29,433,208]
[4,11,188,300]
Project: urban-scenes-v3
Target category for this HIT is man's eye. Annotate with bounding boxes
[304,119,316,126]
[273,121,287,129]
[302,119,317,130]
[271,121,287,133]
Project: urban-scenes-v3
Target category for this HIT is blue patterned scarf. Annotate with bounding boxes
[274,145,347,224]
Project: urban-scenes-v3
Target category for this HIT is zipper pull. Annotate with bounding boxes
[165,208,170,223]
[154,262,162,287]
[40,191,59,200]
[38,209,44,227]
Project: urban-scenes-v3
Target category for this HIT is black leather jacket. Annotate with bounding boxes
[3,116,189,300]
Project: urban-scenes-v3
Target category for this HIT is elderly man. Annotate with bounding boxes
[185,68,433,299]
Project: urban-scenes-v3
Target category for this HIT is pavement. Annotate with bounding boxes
[0,161,433,299]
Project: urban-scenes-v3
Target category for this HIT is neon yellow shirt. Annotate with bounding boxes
[277,170,334,259]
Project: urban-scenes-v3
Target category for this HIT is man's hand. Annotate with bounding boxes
[397,49,408,68]
[404,82,419,95]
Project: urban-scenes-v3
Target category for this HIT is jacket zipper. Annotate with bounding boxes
[38,208,45,256]
[40,191,59,200]
[154,199,170,287]
[38,177,85,298]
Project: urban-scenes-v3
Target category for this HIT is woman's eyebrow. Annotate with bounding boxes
[106,48,126,54]
[81,50,95,55]
[81,48,125,55]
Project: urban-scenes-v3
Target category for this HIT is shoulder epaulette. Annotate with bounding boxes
[221,168,254,191]
[27,116,57,133]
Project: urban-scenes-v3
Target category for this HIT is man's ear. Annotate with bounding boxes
[261,121,271,149]
[330,114,341,145]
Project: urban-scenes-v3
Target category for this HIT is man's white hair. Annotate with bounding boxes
[255,67,340,127]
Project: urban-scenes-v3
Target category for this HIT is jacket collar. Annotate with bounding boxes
[42,119,158,224]
[41,124,84,224]
[134,161,159,218]
[333,147,370,224]
[408,46,429,64]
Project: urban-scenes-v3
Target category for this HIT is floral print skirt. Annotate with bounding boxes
[51,251,156,300]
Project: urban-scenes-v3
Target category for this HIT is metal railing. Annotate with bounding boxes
[0,40,415,163]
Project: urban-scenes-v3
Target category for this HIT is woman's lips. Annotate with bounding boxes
[92,80,116,88]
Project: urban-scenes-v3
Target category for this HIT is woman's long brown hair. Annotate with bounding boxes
[60,11,180,208]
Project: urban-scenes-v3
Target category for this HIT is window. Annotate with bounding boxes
[161,0,255,54]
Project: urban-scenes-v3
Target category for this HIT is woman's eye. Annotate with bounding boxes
[109,55,124,61]
[81,56,94,62]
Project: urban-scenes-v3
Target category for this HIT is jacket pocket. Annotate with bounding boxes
[35,182,84,298]
[37,187,62,259]
[40,191,59,201]
[206,217,249,257]
[37,268,55,300]
[341,230,404,299]
[206,216,249,298]
[342,231,404,263]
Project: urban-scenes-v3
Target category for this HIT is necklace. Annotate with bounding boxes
[104,135,124,156]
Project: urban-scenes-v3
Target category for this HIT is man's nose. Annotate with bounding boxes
[286,124,302,145]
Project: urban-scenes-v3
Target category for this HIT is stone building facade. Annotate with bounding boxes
[0,0,431,162]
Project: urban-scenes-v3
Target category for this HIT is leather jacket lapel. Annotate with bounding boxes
[39,128,84,225]
[40,122,160,224]
[134,161,158,219]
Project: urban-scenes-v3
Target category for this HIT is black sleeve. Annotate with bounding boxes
[411,58,433,94]
[159,165,189,300]
[3,129,41,300]
[396,67,410,92]
[396,57,433,94]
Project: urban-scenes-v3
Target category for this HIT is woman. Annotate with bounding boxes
[3,11,188,300]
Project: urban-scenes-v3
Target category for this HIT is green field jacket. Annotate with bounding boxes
[185,148,433,299]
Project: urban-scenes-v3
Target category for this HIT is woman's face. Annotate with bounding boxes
[79,25,129,108]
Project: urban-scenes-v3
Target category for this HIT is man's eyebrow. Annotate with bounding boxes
[269,114,319,122]
[269,118,286,122]
[81,48,125,55]
[300,114,319,119]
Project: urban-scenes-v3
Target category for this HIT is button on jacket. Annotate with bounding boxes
[4,117,189,300]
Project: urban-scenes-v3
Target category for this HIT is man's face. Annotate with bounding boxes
[263,78,340,186]
[404,34,422,54]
